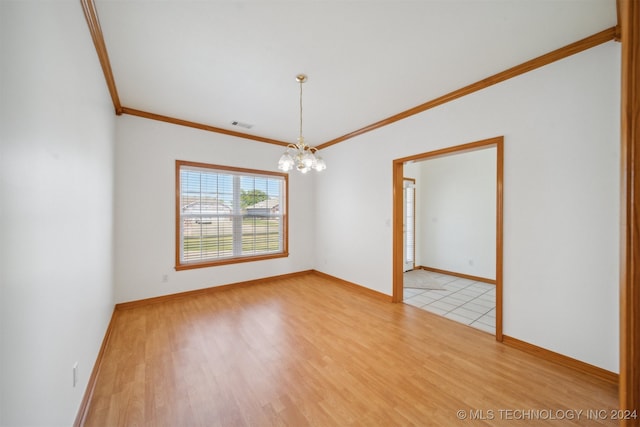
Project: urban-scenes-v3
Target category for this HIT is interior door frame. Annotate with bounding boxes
[392,136,504,341]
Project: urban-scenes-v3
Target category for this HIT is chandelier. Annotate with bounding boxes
[277,74,326,173]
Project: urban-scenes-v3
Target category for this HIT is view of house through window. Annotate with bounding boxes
[176,161,288,269]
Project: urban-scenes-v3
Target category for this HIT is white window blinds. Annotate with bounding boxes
[176,161,288,269]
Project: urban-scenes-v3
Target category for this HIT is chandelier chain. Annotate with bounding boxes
[299,77,303,142]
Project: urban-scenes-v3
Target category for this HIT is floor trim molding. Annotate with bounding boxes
[502,335,618,385]
[73,310,119,427]
[417,265,496,285]
[312,270,393,302]
[115,269,392,311]
[115,270,314,310]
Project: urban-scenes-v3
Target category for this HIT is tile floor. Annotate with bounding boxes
[403,270,496,334]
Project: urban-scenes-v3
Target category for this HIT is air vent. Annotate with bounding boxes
[230,121,253,130]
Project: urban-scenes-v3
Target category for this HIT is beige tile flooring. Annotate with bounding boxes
[403,270,496,334]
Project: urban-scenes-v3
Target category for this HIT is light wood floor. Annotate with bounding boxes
[82,273,618,426]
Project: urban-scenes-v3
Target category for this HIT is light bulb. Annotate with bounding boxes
[301,151,315,168]
[314,157,326,171]
[278,152,294,171]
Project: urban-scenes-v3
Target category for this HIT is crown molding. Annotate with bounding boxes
[316,27,616,150]
[81,2,615,150]
[121,107,290,147]
[80,0,122,115]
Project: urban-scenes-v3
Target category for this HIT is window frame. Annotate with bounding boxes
[175,160,289,271]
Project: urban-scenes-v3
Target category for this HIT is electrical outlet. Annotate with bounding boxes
[162,274,168,283]
[73,362,78,387]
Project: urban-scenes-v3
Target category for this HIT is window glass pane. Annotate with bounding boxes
[177,161,287,269]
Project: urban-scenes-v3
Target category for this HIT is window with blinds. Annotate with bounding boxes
[176,160,288,270]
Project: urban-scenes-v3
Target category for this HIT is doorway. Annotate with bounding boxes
[392,136,504,341]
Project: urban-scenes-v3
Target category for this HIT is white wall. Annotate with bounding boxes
[415,148,497,279]
[315,42,620,372]
[0,2,116,426]
[114,115,316,303]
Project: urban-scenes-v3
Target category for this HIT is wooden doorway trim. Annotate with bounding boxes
[392,136,504,341]
[619,0,640,423]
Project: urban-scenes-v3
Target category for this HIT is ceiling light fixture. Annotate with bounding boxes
[277,74,326,173]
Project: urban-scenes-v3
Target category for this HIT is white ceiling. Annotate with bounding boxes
[95,0,616,146]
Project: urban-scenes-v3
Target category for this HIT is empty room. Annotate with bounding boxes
[1,0,639,426]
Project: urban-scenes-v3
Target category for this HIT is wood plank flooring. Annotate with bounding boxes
[83,273,618,426]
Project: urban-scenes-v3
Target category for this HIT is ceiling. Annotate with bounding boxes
[93,0,617,147]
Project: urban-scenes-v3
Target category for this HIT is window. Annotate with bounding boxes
[176,160,288,270]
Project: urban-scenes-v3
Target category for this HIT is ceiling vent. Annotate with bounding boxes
[231,121,253,130]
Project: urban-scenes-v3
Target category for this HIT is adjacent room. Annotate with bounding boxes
[402,143,499,335]
[2,0,638,426]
